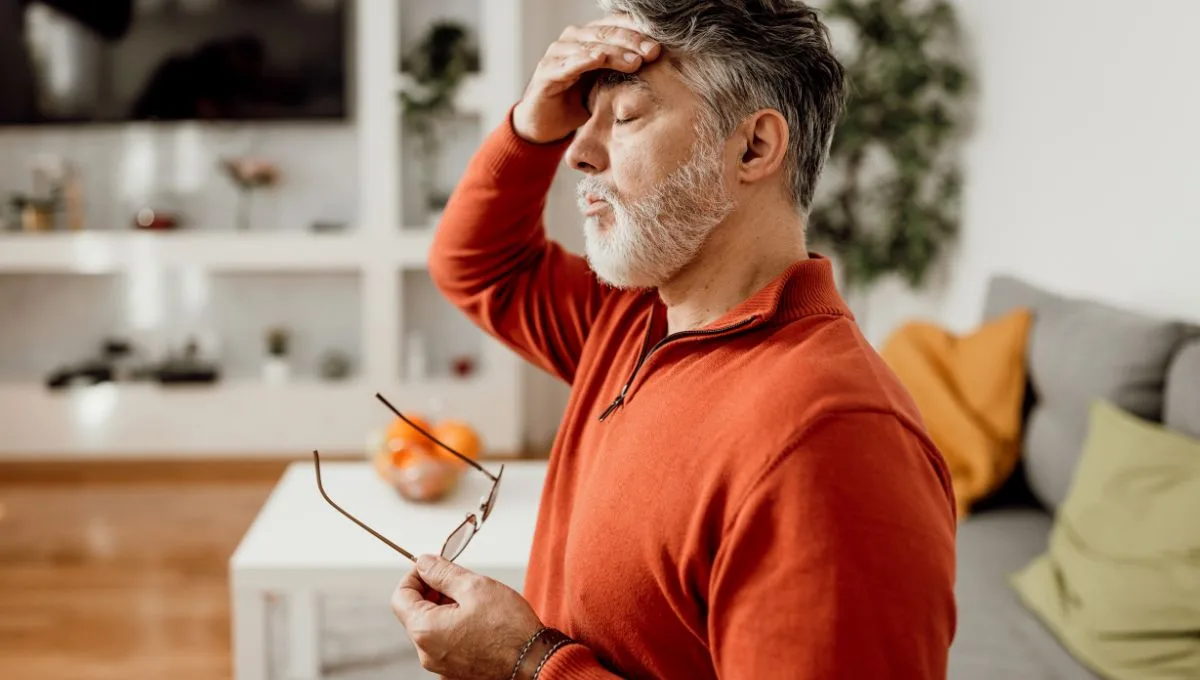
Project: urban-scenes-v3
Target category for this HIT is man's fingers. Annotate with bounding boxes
[391,566,442,627]
[556,51,640,84]
[542,46,641,88]
[545,38,646,71]
[415,554,479,601]
[564,22,659,60]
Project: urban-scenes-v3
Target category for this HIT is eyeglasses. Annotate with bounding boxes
[312,392,504,563]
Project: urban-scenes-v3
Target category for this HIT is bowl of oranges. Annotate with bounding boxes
[371,414,482,503]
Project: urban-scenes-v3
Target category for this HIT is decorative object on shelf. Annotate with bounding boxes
[8,154,83,233]
[405,331,429,381]
[16,196,55,232]
[220,156,281,231]
[451,354,477,379]
[319,349,352,381]
[400,21,480,219]
[808,0,972,292]
[370,411,483,503]
[262,326,292,384]
[61,163,85,231]
[133,207,181,231]
[46,357,113,390]
[46,335,139,389]
[310,220,348,234]
[157,337,220,385]
[44,335,219,389]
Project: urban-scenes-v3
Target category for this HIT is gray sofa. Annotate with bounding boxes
[947,275,1200,679]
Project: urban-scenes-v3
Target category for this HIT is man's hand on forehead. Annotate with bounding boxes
[512,15,661,143]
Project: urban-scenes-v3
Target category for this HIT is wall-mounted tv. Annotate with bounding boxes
[0,0,349,126]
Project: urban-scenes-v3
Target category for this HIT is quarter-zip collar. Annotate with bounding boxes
[597,253,852,421]
[702,252,852,329]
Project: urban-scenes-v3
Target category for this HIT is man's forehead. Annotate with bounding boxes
[594,70,653,94]
[585,60,670,109]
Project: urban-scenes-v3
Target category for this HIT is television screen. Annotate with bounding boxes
[0,0,349,125]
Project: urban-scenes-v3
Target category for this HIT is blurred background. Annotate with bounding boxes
[0,1,1196,679]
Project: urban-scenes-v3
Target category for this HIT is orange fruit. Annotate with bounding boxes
[430,420,482,468]
[385,413,433,450]
[388,440,434,469]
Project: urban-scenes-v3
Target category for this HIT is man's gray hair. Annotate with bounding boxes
[598,0,846,212]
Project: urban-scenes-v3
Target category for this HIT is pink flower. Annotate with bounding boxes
[221,157,280,190]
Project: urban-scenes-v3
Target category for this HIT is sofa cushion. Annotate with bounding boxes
[880,308,1033,518]
[982,275,1190,510]
[949,509,1099,680]
[1010,400,1200,680]
[1165,338,1200,439]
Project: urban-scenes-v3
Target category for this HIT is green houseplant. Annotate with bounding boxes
[400,22,481,215]
[809,0,972,292]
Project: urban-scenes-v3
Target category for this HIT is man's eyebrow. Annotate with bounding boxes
[585,70,659,110]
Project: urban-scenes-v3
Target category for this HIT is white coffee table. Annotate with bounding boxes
[229,459,548,680]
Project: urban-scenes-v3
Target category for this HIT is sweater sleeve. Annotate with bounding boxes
[537,644,624,679]
[427,110,611,384]
[707,411,958,679]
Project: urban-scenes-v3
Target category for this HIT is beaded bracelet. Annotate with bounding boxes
[531,638,574,680]
[510,627,548,680]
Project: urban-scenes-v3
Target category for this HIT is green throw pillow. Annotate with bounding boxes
[1010,399,1200,680]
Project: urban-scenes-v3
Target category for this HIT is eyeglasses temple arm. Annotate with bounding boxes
[312,451,416,562]
[374,393,497,481]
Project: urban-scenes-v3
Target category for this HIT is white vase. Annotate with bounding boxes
[262,356,291,384]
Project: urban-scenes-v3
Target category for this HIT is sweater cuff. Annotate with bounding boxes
[537,643,619,679]
[480,104,575,183]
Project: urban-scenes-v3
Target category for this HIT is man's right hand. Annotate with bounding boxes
[512,20,661,144]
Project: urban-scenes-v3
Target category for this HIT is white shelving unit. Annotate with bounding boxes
[0,0,527,459]
[0,231,433,272]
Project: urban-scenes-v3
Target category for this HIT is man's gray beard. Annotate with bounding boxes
[575,136,735,289]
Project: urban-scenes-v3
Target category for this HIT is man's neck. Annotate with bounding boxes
[658,202,808,335]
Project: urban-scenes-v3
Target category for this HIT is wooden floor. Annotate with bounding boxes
[0,460,288,680]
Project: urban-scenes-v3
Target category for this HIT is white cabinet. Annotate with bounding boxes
[0,0,527,458]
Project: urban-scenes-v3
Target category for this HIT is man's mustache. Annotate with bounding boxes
[576,177,622,211]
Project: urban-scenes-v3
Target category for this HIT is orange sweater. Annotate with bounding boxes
[430,117,958,680]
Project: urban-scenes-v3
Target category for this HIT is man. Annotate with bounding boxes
[390,2,957,679]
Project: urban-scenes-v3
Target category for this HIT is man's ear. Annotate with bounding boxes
[736,109,789,187]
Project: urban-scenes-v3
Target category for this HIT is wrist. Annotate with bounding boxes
[511,626,575,680]
[510,103,573,146]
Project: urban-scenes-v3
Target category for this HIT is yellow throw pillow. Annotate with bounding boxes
[881,308,1032,518]
[1010,400,1200,680]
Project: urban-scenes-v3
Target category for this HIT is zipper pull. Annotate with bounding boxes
[598,384,629,421]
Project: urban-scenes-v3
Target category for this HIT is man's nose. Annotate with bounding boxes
[564,119,608,174]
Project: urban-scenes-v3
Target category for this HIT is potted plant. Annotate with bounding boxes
[400,21,480,220]
[262,326,291,384]
[808,0,972,295]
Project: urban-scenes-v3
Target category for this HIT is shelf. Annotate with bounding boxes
[0,378,520,459]
[0,231,436,273]
[400,269,485,381]
[395,73,487,117]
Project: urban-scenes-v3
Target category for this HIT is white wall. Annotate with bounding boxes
[856,0,1200,344]
[520,0,1200,445]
